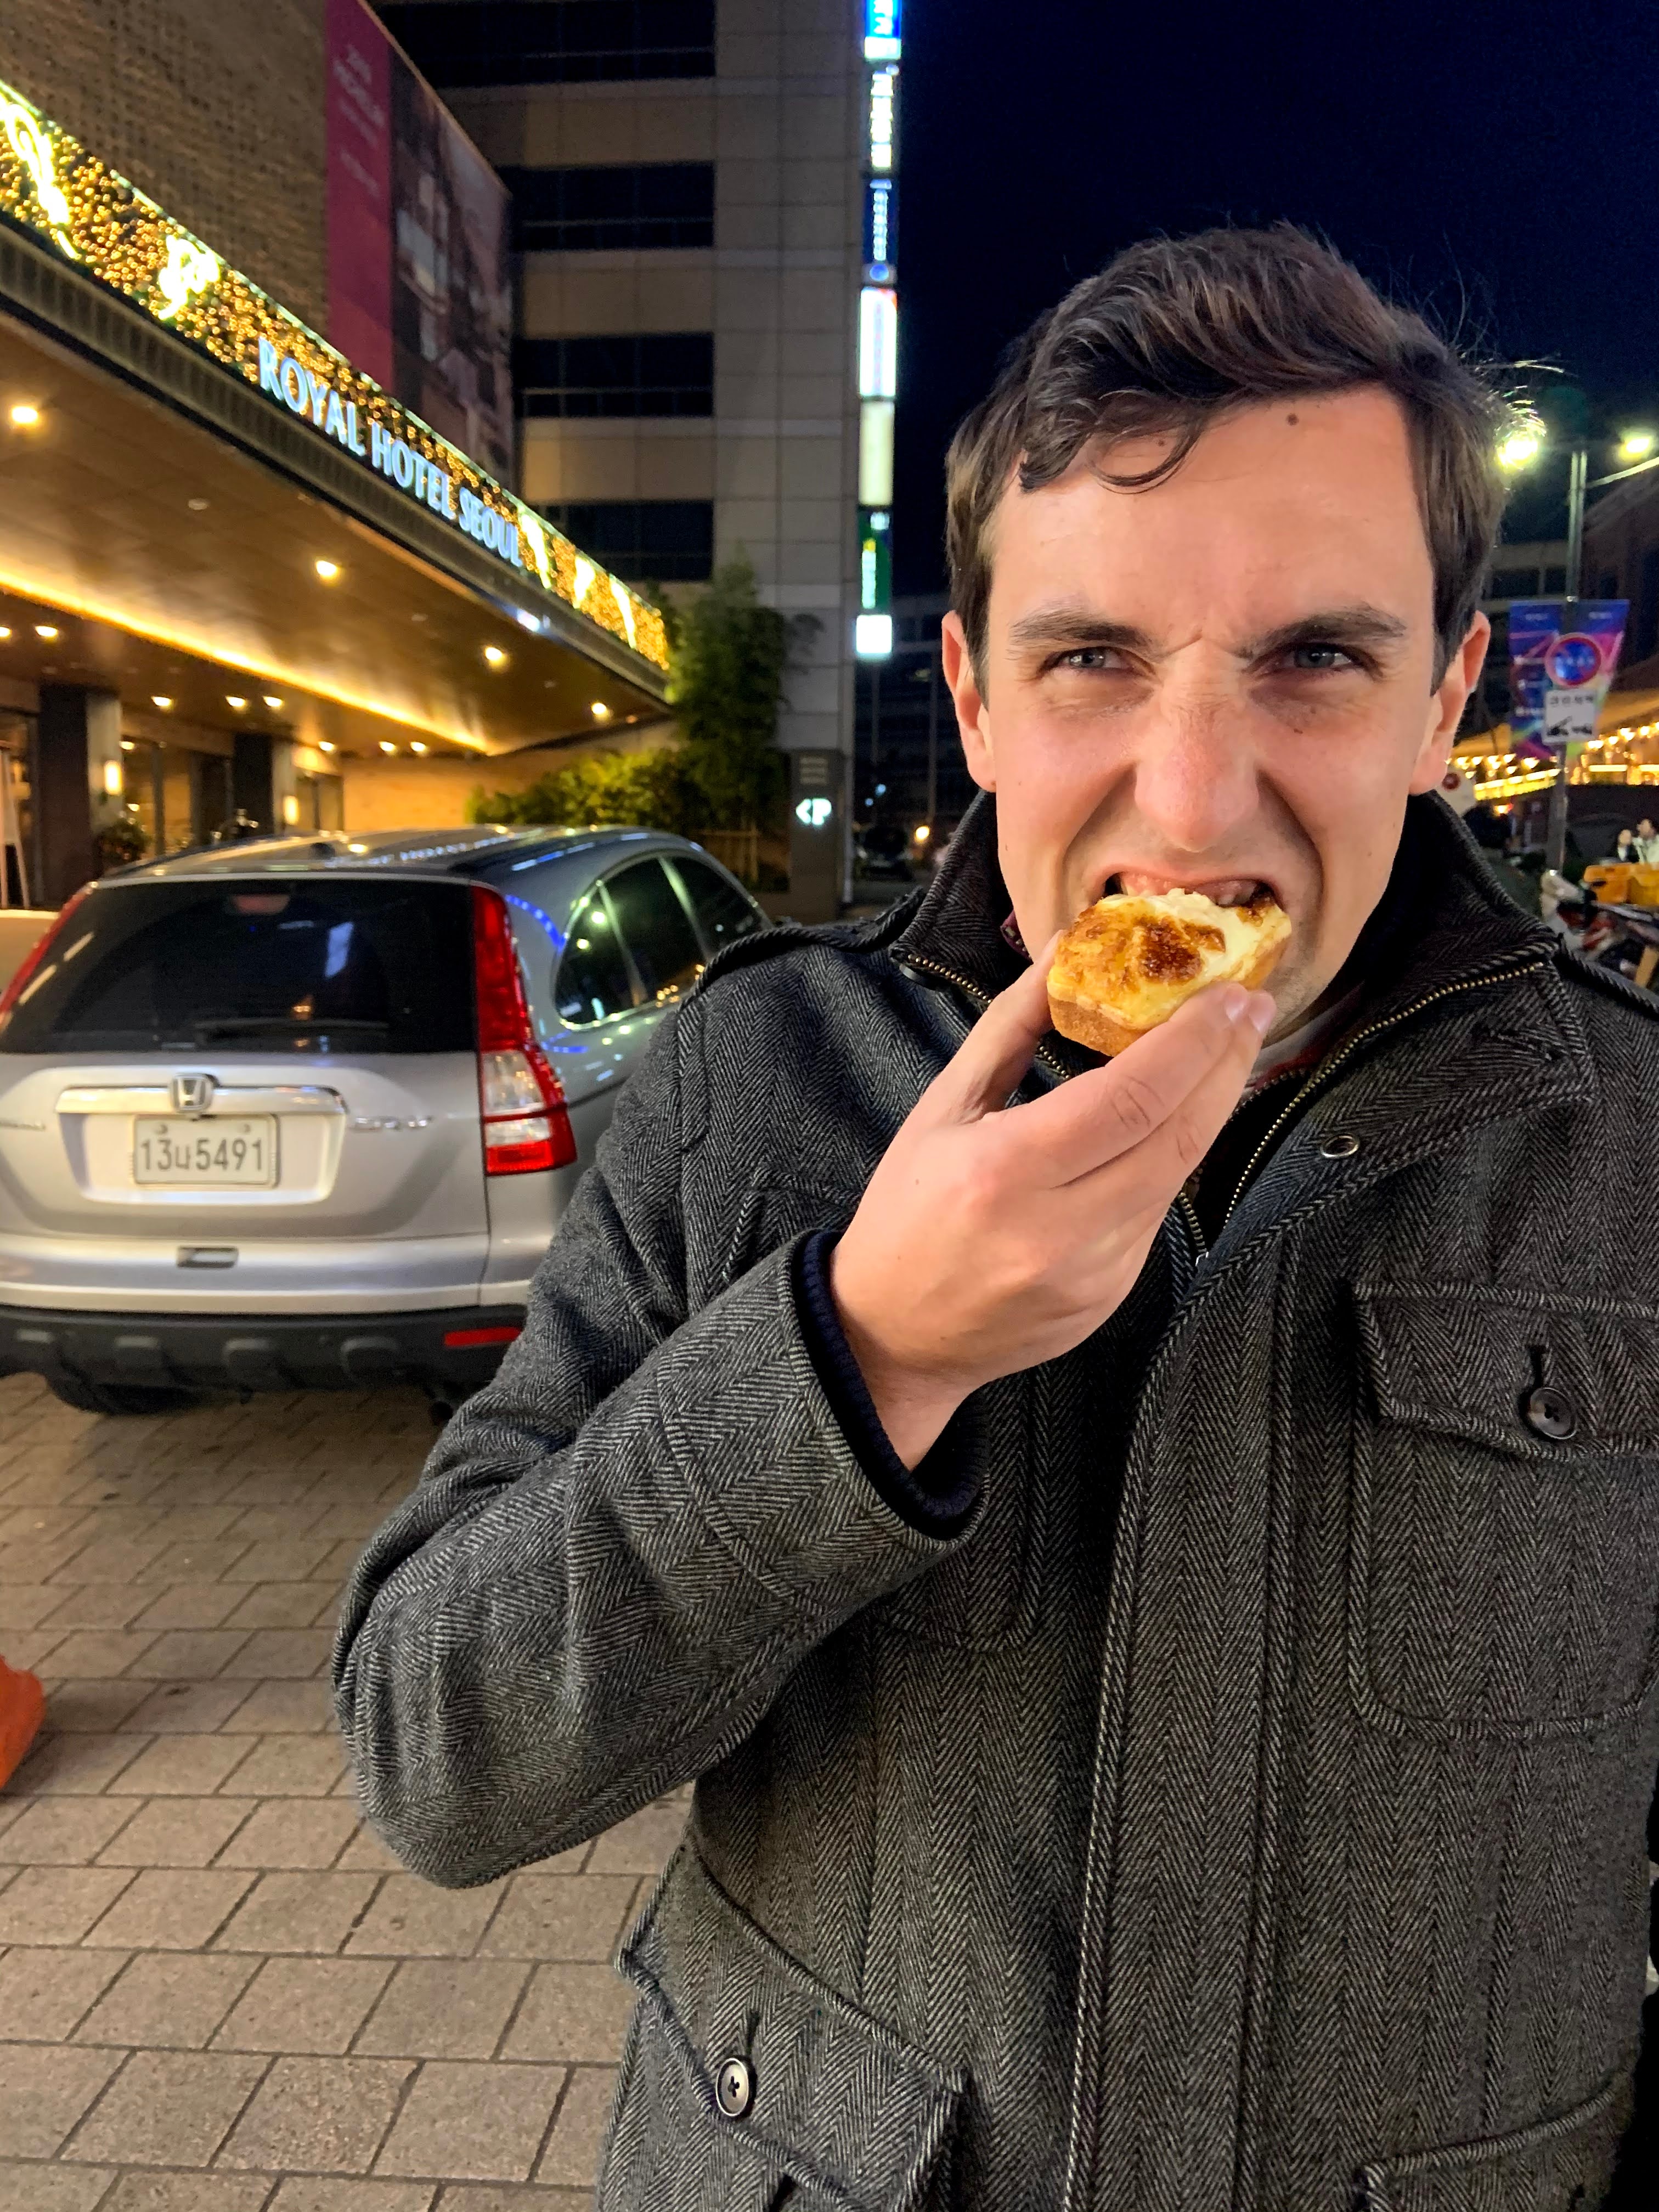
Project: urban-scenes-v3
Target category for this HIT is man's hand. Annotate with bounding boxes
[830,945,1274,1469]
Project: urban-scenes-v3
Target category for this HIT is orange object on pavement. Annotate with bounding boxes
[0,1656,45,1788]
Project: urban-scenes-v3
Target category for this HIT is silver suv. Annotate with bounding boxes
[0,825,765,1415]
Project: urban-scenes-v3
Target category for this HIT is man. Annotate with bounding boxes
[335,229,1659,2209]
[1636,816,1659,864]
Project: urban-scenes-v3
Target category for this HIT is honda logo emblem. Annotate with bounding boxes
[171,1073,216,1116]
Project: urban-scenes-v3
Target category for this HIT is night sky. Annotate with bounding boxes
[891,0,1659,596]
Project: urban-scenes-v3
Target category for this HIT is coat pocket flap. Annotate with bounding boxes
[616,1842,964,2212]
[1357,2073,1632,2210]
[1353,1283,1659,1460]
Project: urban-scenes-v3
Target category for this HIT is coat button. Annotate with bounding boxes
[1320,1132,1361,1159]
[1524,1384,1578,1441]
[714,2057,753,2118]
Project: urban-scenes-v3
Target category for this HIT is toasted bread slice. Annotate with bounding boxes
[1047,885,1290,1056]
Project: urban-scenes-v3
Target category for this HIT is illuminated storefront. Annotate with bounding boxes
[855,0,900,664]
[0,69,671,902]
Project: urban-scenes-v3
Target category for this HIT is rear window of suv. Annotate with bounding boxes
[0,879,475,1054]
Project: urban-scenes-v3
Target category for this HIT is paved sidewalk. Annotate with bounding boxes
[0,1373,684,2212]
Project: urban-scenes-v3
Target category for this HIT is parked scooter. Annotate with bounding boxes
[1541,869,1659,990]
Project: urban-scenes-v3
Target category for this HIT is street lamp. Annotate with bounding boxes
[1496,409,1658,867]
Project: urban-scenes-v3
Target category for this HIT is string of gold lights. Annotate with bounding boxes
[0,75,669,674]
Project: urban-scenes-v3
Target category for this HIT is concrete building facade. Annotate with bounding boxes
[383,0,870,901]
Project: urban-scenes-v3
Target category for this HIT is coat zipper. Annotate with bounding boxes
[1060,941,1554,2212]
[899,952,1073,1084]
[1217,950,1553,1234]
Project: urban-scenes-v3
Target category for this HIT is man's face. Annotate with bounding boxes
[941,388,1489,1036]
[1640,820,1656,839]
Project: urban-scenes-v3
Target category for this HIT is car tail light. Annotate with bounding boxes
[471,883,577,1176]
[443,1324,522,1349]
[0,883,94,1034]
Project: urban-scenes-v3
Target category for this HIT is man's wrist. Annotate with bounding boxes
[827,1252,971,1471]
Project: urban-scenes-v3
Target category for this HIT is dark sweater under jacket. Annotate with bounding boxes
[334,792,1659,2212]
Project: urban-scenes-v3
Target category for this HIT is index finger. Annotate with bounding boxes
[920,933,1068,1125]
[1002,981,1271,1182]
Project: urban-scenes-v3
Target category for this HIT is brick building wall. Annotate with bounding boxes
[0,0,329,331]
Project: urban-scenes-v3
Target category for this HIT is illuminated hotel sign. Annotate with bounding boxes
[0,74,668,673]
[865,0,901,60]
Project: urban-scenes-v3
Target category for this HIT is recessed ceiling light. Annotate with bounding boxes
[515,610,540,633]
[318,740,336,754]
[35,623,58,640]
[379,740,396,754]
[410,612,427,624]
[152,695,173,709]
[0,627,10,640]
[120,739,134,751]
[188,497,209,512]
[314,558,341,581]
[9,403,41,427]
[409,741,428,754]
[226,696,247,710]
[483,645,507,667]
[262,695,283,709]
[590,701,611,719]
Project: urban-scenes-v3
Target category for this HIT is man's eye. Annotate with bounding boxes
[1284,642,1357,673]
[1053,646,1123,672]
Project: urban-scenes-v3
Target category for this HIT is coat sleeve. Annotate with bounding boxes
[331,992,960,1888]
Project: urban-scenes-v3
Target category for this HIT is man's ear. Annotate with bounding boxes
[941,612,996,792]
[1409,612,1490,794]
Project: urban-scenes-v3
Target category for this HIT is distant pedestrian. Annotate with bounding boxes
[1617,826,1638,862]
[1636,815,1659,863]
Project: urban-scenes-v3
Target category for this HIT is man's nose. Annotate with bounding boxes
[1130,696,1259,854]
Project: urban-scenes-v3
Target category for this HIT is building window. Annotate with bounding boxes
[501,164,714,252]
[543,501,713,583]
[516,334,713,417]
[378,1,715,87]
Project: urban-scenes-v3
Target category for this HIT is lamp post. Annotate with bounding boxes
[1497,416,1656,872]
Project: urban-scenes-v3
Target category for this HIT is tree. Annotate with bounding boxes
[469,556,816,844]
[669,556,817,831]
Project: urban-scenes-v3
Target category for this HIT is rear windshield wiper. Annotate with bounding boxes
[190,1017,391,1040]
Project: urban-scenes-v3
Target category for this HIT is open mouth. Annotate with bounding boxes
[1103,871,1278,910]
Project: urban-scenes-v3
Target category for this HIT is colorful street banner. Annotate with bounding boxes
[1508,600,1628,750]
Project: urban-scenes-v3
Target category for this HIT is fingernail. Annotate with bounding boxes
[1246,994,1275,1037]
[1222,984,1248,1022]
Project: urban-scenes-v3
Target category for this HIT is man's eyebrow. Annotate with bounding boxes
[1003,607,1159,656]
[1242,605,1410,659]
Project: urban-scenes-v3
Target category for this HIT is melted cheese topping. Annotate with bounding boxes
[1049,888,1289,1024]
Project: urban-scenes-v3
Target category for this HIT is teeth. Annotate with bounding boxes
[1114,872,1263,907]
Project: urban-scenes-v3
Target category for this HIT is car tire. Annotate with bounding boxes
[46,1376,204,1418]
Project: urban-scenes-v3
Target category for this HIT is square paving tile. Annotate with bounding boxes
[221,1583,337,1631]
[0,2161,115,2211]
[223,1679,335,1732]
[124,1630,253,1679]
[63,2047,271,2166]
[212,1797,362,1871]
[74,1950,261,2048]
[0,1580,76,1630]
[345,1877,507,1960]
[120,1681,257,1736]
[30,1630,159,1678]
[98,2175,274,2211]
[0,2039,125,2157]
[104,1735,259,1797]
[0,1863,137,1944]
[215,1957,394,2055]
[222,1737,348,1798]
[217,2053,414,2174]
[375,2061,565,2183]
[533,2065,616,2189]
[129,1583,248,1631]
[217,1630,335,1680]
[353,1961,532,2060]
[267,2183,437,2212]
[497,1963,638,2065]
[475,1876,640,1963]
[83,1865,258,1949]
[213,1870,382,1954]
[0,1944,129,2038]
[95,1798,256,1869]
[31,1680,153,1733]
[131,1542,256,1585]
[584,1800,685,1877]
[0,1795,136,1865]
[32,1584,155,1631]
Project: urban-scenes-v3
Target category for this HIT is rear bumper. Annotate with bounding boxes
[0,1302,526,1398]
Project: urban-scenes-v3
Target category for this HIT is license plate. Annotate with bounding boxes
[132,1117,279,1187]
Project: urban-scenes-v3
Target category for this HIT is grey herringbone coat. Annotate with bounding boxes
[334,793,1659,2212]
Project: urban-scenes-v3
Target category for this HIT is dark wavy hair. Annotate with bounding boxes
[945,224,1517,684]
